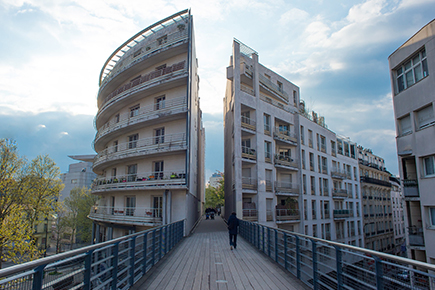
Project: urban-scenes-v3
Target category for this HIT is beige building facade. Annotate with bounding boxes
[89,10,204,242]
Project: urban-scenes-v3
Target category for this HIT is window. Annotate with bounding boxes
[395,48,428,93]
[112,168,117,177]
[264,114,270,133]
[127,164,137,182]
[241,111,250,124]
[154,127,165,144]
[293,90,297,106]
[301,150,306,169]
[157,35,168,45]
[155,96,166,110]
[128,134,138,149]
[309,153,314,171]
[133,48,142,58]
[277,81,283,92]
[310,176,315,195]
[416,105,434,130]
[424,156,435,176]
[300,125,305,144]
[337,140,343,155]
[303,174,307,194]
[308,130,313,148]
[430,208,435,226]
[125,196,136,216]
[130,104,140,117]
[331,141,336,156]
[113,140,118,152]
[154,161,164,179]
[115,114,120,123]
[264,141,271,161]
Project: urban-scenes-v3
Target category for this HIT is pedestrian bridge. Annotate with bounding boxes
[1,217,434,290]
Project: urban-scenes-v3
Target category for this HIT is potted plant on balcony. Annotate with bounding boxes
[113,178,118,183]
[149,175,155,180]
[170,173,177,179]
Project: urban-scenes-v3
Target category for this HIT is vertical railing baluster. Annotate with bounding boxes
[312,240,318,290]
[83,250,94,290]
[32,265,45,290]
[159,228,162,261]
[335,246,342,290]
[267,228,271,257]
[374,256,383,290]
[284,233,288,270]
[129,236,136,287]
[152,230,156,266]
[142,233,148,275]
[112,243,119,290]
[296,236,301,280]
[275,230,278,263]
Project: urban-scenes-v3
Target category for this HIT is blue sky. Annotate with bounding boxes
[0,0,434,180]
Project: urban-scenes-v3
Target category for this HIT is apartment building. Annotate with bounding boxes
[389,19,435,263]
[89,10,205,242]
[358,146,394,252]
[224,39,301,228]
[224,39,363,245]
[59,155,97,202]
[390,176,406,256]
[208,172,224,188]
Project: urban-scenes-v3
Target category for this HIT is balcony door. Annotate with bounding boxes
[125,196,136,216]
[153,196,163,218]
[154,127,165,144]
[154,161,164,180]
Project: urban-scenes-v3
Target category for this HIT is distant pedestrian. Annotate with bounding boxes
[227,212,239,250]
[217,208,221,216]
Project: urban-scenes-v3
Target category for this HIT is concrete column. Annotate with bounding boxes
[95,224,100,243]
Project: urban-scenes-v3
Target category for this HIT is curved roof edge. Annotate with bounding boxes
[68,154,96,162]
[99,9,190,86]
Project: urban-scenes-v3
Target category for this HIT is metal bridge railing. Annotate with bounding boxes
[0,220,185,290]
[239,220,435,290]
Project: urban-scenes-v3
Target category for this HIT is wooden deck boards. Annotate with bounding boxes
[131,217,309,290]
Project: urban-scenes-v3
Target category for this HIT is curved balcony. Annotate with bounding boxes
[94,96,187,150]
[89,206,162,227]
[93,133,186,172]
[97,61,187,122]
[92,170,186,193]
[274,181,299,196]
[274,155,298,170]
[273,128,297,145]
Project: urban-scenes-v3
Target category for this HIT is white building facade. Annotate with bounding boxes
[389,19,435,263]
[89,10,205,242]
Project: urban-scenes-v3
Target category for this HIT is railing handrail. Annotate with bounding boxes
[239,220,435,273]
[93,169,186,183]
[0,219,185,278]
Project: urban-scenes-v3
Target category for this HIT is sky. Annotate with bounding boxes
[0,0,434,180]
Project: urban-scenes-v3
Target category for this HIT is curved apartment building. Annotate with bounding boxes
[89,10,204,242]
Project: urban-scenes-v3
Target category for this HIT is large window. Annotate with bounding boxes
[128,134,138,149]
[424,156,435,176]
[154,127,165,144]
[395,48,428,93]
[130,104,140,117]
[416,104,434,130]
[430,208,435,226]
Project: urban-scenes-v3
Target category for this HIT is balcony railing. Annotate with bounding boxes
[242,146,256,160]
[240,84,254,96]
[408,226,425,246]
[94,133,187,168]
[360,176,391,187]
[243,209,258,221]
[92,170,186,192]
[332,189,348,198]
[241,115,256,131]
[242,177,257,190]
[274,181,299,195]
[273,128,297,144]
[100,27,188,86]
[403,179,419,197]
[259,93,293,112]
[258,74,289,102]
[95,96,187,143]
[276,209,300,221]
[331,168,346,179]
[239,220,435,290]
[274,155,298,169]
[100,60,186,110]
[333,209,353,219]
[0,220,185,290]
[89,206,163,226]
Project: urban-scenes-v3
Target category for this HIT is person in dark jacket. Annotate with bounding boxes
[227,212,239,250]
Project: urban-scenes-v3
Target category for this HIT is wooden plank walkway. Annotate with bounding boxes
[131,216,309,290]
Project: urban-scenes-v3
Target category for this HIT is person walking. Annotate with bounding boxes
[227,212,239,250]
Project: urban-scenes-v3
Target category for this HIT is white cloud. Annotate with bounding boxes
[346,0,387,23]
[279,8,310,26]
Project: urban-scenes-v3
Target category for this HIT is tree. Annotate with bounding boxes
[53,204,70,254]
[64,187,98,248]
[0,139,63,268]
[205,176,224,209]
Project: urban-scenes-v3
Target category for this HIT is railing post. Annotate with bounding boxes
[262,226,265,252]
[112,242,119,290]
[164,226,167,255]
[32,264,46,290]
[334,246,342,290]
[374,256,383,290]
[159,228,163,261]
[257,224,260,249]
[142,233,148,275]
[275,230,279,263]
[267,227,271,257]
[152,230,156,266]
[312,240,318,290]
[83,249,94,290]
[284,233,288,270]
[296,236,301,279]
[129,236,136,287]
